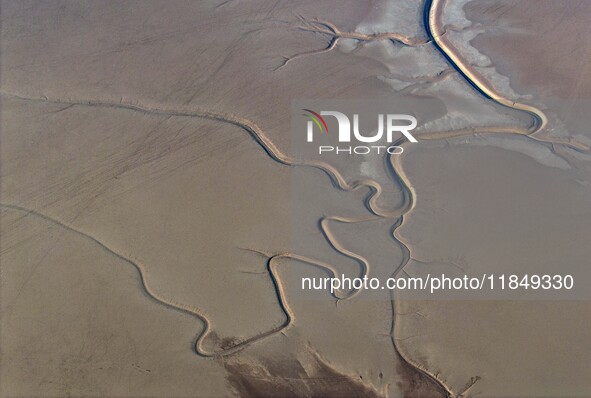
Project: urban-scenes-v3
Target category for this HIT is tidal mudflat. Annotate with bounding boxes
[1,0,590,396]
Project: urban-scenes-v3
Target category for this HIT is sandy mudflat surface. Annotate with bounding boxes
[2,0,591,397]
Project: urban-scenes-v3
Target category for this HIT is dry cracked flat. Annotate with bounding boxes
[1,0,590,397]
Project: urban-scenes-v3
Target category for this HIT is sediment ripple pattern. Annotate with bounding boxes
[0,204,370,358]
[3,1,589,395]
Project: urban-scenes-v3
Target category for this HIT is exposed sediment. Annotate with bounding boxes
[3,0,589,396]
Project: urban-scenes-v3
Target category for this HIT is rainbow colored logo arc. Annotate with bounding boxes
[302,109,329,134]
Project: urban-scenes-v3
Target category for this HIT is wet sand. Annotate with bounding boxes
[2,0,591,397]
[391,0,591,396]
